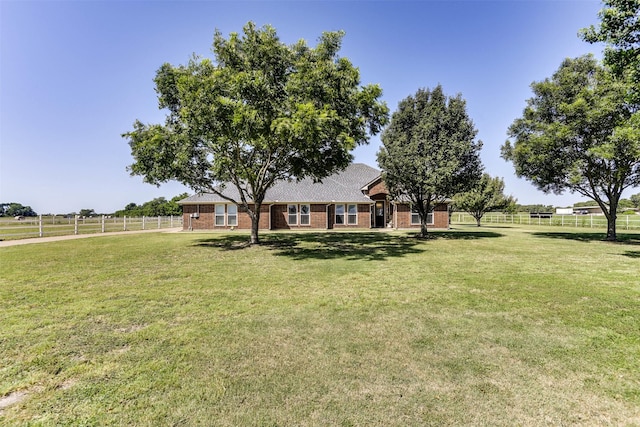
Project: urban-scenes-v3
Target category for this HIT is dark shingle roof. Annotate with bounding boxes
[179,163,381,204]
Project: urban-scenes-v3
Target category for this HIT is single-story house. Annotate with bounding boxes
[178,163,450,231]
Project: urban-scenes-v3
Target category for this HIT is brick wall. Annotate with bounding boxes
[272,204,330,229]
[367,178,389,198]
[395,203,449,229]
[183,203,375,230]
[182,203,269,230]
[331,203,371,229]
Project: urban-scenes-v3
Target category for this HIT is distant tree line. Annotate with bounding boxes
[113,193,188,217]
[574,193,640,211]
[0,203,37,217]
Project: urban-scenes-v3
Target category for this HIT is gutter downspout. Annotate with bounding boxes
[372,202,376,229]
[392,201,397,230]
[326,204,332,230]
[269,204,274,230]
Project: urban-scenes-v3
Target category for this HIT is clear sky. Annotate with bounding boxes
[1,0,623,214]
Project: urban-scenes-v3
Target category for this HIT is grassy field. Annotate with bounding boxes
[453,212,640,231]
[1,225,639,425]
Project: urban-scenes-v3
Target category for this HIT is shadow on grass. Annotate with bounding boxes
[622,250,640,258]
[531,231,640,245]
[193,234,254,250]
[193,229,503,261]
[430,230,504,240]
[265,232,423,261]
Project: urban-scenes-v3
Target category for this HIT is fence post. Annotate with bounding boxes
[170,215,173,227]
[142,216,146,230]
[39,215,43,237]
[124,215,127,231]
[74,215,78,235]
[158,216,161,229]
[100,215,104,233]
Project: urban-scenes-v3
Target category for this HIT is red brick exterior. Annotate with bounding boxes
[181,175,450,231]
[330,203,371,229]
[366,177,388,198]
[271,204,329,229]
[183,201,450,230]
[394,203,449,229]
[183,203,270,230]
[183,203,376,230]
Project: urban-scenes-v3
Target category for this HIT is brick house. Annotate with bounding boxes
[178,163,450,231]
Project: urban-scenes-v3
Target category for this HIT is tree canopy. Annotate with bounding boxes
[114,194,187,217]
[501,55,640,241]
[454,174,515,226]
[581,0,640,99]
[0,203,37,217]
[124,22,388,244]
[377,85,483,238]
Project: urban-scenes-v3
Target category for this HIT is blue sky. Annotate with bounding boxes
[0,0,618,214]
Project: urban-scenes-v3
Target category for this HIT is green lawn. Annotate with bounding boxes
[1,225,639,425]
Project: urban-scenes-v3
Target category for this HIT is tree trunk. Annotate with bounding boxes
[605,203,617,242]
[606,216,617,241]
[420,217,429,238]
[471,212,482,226]
[250,203,261,245]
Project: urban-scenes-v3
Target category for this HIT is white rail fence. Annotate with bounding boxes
[452,212,640,231]
[0,215,183,241]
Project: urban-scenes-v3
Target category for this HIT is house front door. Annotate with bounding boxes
[375,201,385,228]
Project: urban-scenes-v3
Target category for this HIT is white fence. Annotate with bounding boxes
[0,215,183,241]
[452,212,640,231]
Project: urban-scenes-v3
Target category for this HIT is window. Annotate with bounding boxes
[411,205,420,225]
[335,204,357,225]
[411,204,433,225]
[335,204,345,224]
[288,204,298,225]
[300,204,310,225]
[347,204,357,224]
[215,204,225,226]
[227,204,237,226]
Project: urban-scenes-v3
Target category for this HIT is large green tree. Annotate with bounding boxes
[454,174,515,227]
[0,203,37,217]
[124,22,388,244]
[581,0,640,99]
[377,85,483,238]
[502,55,640,241]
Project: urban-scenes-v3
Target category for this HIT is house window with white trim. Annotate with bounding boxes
[215,204,225,226]
[335,204,345,224]
[227,204,238,226]
[335,204,357,225]
[347,204,357,224]
[411,204,433,225]
[288,204,298,225]
[300,204,310,225]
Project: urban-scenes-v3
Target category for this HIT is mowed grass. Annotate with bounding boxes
[1,225,639,426]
